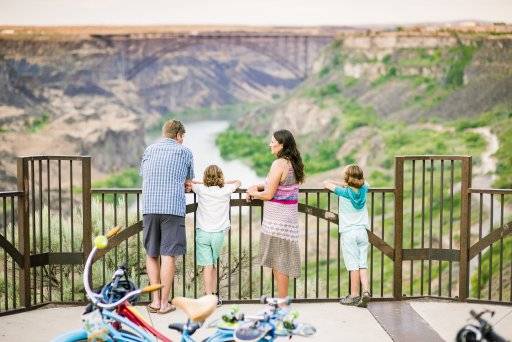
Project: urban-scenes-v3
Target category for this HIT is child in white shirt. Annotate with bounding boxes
[192,165,241,301]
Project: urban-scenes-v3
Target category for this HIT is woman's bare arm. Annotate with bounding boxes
[248,161,285,201]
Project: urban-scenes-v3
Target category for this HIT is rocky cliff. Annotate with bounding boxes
[0,27,334,188]
[239,28,512,137]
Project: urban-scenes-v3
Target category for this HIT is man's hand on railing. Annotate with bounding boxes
[185,179,193,192]
[245,193,253,203]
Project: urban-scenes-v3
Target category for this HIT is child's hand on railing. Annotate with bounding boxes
[324,212,337,221]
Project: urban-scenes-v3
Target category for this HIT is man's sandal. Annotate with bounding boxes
[157,304,176,314]
[147,304,160,313]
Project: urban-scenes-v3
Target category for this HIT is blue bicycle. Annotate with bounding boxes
[52,228,219,342]
[53,228,316,342]
[201,296,316,341]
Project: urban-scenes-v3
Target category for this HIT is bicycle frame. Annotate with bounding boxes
[103,309,156,342]
[116,303,171,342]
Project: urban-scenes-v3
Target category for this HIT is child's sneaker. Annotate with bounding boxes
[357,291,371,308]
[339,295,360,306]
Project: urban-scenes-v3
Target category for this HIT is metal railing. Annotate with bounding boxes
[87,187,395,304]
[0,154,510,315]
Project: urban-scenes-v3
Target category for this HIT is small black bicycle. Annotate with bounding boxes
[456,310,509,342]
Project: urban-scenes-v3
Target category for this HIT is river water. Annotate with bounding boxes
[150,120,264,188]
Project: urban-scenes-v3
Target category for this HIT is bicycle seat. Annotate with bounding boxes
[171,295,217,322]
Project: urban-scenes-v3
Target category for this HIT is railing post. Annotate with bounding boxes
[459,156,472,301]
[82,157,92,261]
[394,157,404,299]
[17,158,31,308]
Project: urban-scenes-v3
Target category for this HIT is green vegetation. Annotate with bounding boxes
[27,112,50,133]
[303,139,343,174]
[445,44,478,86]
[215,129,274,176]
[452,105,512,188]
[383,126,485,157]
[399,48,443,68]
[318,42,343,78]
[216,128,344,176]
[92,168,141,189]
[470,237,512,300]
[371,42,479,109]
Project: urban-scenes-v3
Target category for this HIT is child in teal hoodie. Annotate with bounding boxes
[323,164,371,307]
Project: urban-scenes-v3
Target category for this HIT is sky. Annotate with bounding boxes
[0,0,511,26]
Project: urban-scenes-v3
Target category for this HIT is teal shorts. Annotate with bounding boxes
[196,228,225,266]
[341,229,369,271]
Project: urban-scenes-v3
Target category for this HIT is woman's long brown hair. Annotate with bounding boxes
[273,129,305,183]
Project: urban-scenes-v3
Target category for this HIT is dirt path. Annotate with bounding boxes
[469,127,499,189]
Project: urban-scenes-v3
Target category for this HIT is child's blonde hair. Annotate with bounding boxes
[344,164,365,188]
[203,165,224,187]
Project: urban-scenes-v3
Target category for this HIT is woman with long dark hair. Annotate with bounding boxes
[247,129,304,299]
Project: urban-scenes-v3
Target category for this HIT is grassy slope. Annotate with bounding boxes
[216,37,512,299]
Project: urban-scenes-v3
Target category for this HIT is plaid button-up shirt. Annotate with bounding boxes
[140,138,194,216]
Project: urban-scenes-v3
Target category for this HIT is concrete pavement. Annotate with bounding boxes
[0,300,510,341]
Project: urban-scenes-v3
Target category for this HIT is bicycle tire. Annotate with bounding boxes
[52,328,142,342]
[456,327,479,342]
[51,329,88,342]
[202,337,235,342]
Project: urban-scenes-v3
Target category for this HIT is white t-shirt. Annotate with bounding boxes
[192,183,238,232]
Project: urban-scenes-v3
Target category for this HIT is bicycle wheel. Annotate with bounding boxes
[456,326,479,342]
[51,329,88,342]
[52,328,142,342]
[202,332,235,342]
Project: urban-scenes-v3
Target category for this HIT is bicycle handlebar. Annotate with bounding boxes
[244,314,268,321]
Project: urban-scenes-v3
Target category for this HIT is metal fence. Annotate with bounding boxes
[87,187,395,304]
[0,154,510,315]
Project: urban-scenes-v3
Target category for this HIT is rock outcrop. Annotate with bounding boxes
[0,27,333,188]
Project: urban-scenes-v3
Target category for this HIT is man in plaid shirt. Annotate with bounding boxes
[140,119,194,314]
